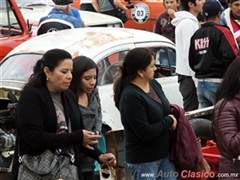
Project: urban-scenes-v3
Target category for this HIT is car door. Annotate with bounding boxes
[0,0,31,61]
[92,44,134,130]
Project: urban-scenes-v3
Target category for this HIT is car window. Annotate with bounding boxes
[97,47,176,85]
[0,0,23,38]
[15,0,53,6]
[0,54,42,81]
[151,47,176,78]
[97,51,128,85]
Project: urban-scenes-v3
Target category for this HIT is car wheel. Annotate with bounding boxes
[189,118,215,146]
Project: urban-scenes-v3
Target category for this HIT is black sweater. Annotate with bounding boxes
[119,79,174,163]
[12,85,102,180]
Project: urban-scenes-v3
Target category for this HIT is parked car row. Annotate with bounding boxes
[0,0,123,61]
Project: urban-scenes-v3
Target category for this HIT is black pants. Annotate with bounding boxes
[82,171,95,180]
[101,9,118,18]
[80,3,96,12]
[178,74,199,111]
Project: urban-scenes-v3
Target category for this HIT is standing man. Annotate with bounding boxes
[189,0,238,108]
[171,0,203,111]
[220,0,240,52]
[92,0,128,18]
[154,0,180,43]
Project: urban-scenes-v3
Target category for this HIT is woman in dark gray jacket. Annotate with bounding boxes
[70,55,103,180]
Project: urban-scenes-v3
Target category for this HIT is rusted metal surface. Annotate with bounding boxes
[185,106,213,120]
[100,130,129,180]
[6,28,173,60]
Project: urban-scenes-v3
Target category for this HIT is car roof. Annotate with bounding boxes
[5,27,174,60]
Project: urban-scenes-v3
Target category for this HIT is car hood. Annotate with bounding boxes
[4,28,174,59]
[0,80,25,100]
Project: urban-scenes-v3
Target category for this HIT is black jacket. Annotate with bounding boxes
[189,22,238,79]
[12,85,102,180]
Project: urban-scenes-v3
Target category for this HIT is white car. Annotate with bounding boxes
[1,27,183,131]
[0,27,183,179]
[15,0,123,36]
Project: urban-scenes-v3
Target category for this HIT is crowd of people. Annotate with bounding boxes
[154,0,240,179]
[154,0,239,110]
[37,0,129,35]
[12,49,116,180]
[12,0,240,180]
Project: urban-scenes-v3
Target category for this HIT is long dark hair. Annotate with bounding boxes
[23,49,72,90]
[113,48,153,109]
[215,57,240,114]
[69,55,98,98]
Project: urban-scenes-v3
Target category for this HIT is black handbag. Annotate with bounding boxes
[17,150,78,180]
[109,0,129,23]
[117,10,129,24]
[17,119,79,180]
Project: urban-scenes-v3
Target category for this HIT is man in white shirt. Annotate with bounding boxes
[171,0,203,111]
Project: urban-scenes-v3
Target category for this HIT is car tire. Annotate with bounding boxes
[189,118,215,146]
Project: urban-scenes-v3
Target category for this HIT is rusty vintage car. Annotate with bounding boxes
[0,0,123,61]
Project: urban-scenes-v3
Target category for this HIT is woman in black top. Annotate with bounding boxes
[113,48,177,180]
[12,49,115,180]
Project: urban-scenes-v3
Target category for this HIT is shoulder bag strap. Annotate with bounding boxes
[109,0,118,10]
[68,118,76,163]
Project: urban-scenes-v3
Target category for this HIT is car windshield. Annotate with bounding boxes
[0,54,43,81]
[15,0,53,7]
[0,0,18,27]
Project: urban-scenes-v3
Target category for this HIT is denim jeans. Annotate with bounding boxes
[197,81,219,108]
[127,155,177,180]
[159,49,169,66]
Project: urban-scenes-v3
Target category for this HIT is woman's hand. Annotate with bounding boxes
[99,153,116,166]
[82,130,101,150]
[168,114,177,130]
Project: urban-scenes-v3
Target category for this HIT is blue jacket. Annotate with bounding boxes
[39,10,81,28]
[49,7,83,22]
